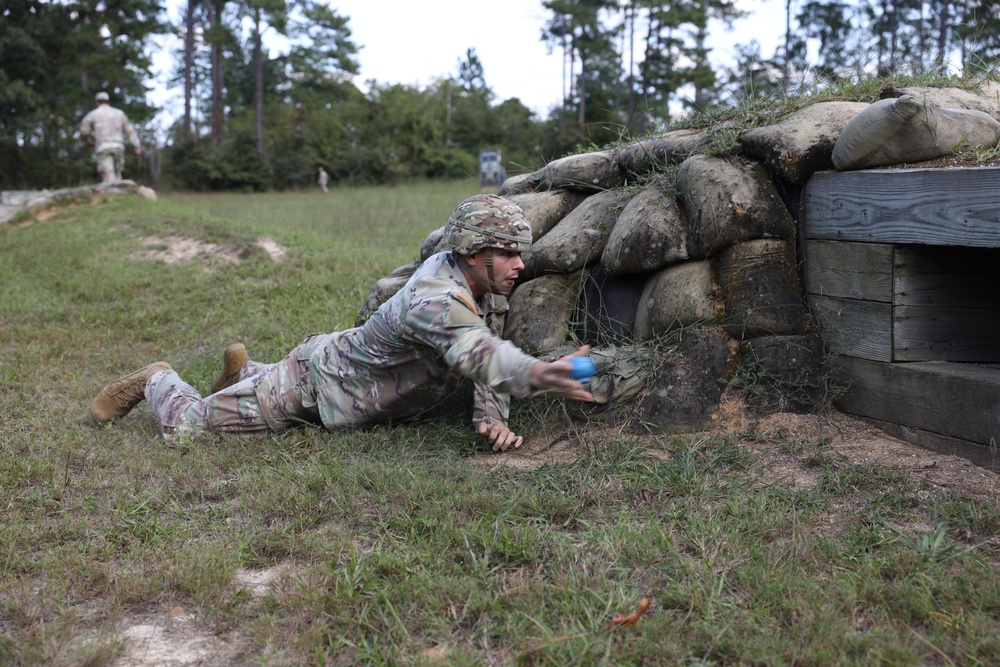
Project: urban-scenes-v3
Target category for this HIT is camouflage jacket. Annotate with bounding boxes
[299,251,537,429]
[80,105,141,154]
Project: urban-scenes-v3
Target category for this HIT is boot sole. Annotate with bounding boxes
[211,344,249,394]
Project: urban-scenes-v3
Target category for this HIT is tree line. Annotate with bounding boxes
[3,0,1000,192]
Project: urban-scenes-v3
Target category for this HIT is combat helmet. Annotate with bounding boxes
[95,91,110,103]
[443,194,531,256]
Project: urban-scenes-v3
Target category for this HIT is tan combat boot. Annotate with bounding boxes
[210,343,249,394]
[90,361,172,422]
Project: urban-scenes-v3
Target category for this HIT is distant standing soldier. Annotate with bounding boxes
[317,166,329,193]
[80,91,142,184]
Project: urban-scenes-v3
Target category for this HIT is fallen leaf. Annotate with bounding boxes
[610,596,651,627]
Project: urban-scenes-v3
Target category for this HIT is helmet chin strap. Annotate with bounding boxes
[457,249,511,295]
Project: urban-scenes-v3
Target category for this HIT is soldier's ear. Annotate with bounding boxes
[462,250,485,267]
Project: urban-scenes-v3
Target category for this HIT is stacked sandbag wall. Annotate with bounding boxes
[356,84,1000,433]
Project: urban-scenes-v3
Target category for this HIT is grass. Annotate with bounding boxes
[2,181,1000,665]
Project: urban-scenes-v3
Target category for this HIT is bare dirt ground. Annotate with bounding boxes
[135,234,287,265]
[474,389,1000,505]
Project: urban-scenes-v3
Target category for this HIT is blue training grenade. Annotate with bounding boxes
[568,356,597,382]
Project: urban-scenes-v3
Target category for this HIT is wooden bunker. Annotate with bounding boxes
[802,166,1000,472]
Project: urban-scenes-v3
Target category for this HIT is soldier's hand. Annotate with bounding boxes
[478,422,523,452]
[530,345,596,402]
[135,147,143,155]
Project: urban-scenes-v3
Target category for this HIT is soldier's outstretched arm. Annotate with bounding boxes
[529,345,596,402]
[477,346,594,453]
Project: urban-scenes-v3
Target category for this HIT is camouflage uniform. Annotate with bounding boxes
[145,251,537,439]
[80,95,142,184]
[317,167,329,193]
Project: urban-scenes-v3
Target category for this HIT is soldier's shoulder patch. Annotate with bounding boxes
[451,289,479,316]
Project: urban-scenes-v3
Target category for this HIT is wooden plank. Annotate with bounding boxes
[810,295,892,362]
[802,167,1000,247]
[893,305,1000,361]
[894,245,1000,307]
[833,357,1000,447]
[803,240,893,301]
[858,416,1000,474]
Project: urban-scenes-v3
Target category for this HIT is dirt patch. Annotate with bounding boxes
[134,235,287,267]
[35,197,99,222]
[111,612,238,667]
[474,389,1000,503]
[74,566,292,666]
[71,608,239,667]
[136,235,243,266]
[231,564,291,598]
[256,236,286,262]
[470,430,586,470]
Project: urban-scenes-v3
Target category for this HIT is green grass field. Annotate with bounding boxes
[2,183,1000,665]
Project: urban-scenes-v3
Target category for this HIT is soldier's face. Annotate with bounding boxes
[466,249,524,294]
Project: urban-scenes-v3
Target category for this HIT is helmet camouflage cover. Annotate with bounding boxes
[443,194,531,255]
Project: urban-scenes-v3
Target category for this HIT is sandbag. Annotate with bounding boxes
[889,85,1000,121]
[419,226,447,260]
[601,184,688,274]
[505,272,583,355]
[537,151,626,192]
[676,155,794,258]
[616,129,711,174]
[634,260,720,340]
[740,101,868,184]
[638,328,732,432]
[507,190,589,243]
[832,95,1000,171]
[498,171,541,196]
[715,239,811,339]
[587,345,657,405]
[355,273,409,325]
[521,189,625,279]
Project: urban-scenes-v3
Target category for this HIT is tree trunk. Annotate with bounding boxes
[694,26,708,108]
[445,79,452,148]
[183,0,195,138]
[783,0,791,94]
[935,0,949,69]
[207,0,225,145]
[562,33,570,105]
[254,9,264,154]
[626,1,636,131]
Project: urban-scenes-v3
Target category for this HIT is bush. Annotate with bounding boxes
[171,134,272,192]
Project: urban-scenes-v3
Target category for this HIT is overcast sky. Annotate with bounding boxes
[149,0,787,127]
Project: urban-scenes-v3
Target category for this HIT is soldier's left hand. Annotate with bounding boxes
[479,422,523,452]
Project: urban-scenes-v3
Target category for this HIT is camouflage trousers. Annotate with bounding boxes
[144,345,320,439]
[96,147,124,183]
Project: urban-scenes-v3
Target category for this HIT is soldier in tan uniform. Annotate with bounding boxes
[90,195,593,452]
[80,91,143,184]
